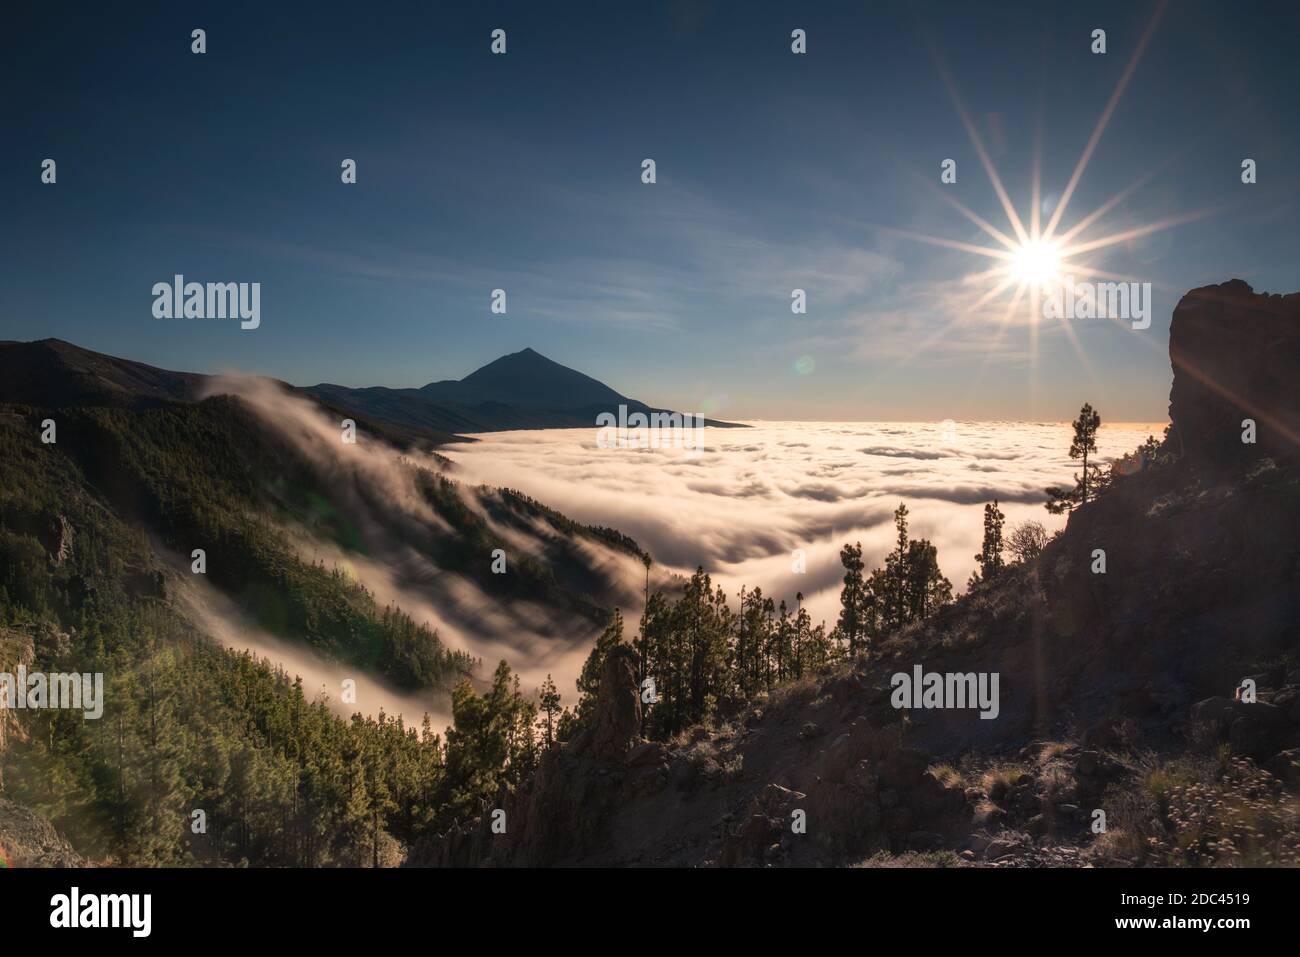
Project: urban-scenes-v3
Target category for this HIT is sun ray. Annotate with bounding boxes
[1030,111,1043,243]
[1029,284,1041,415]
[1172,352,1300,453]
[926,180,1023,252]
[868,224,1017,261]
[1059,206,1222,258]
[1053,153,1180,247]
[1042,0,1169,241]
[961,262,1021,285]
[971,281,1028,390]
[932,50,1031,246]
[1059,264,1152,284]
[1051,302,1101,386]
[905,273,1023,361]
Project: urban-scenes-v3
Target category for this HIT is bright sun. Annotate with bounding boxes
[877,3,1215,376]
[1009,240,1062,287]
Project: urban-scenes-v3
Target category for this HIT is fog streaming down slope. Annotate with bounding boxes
[175,572,453,730]
[195,375,642,714]
[443,420,1165,630]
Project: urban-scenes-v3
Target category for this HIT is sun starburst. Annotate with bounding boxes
[873,0,1223,401]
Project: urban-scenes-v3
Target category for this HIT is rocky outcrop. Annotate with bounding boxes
[1168,279,1300,466]
[0,507,75,567]
[0,630,35,793]
[578,644,641,762]
[719,721,969,867]
[1191,683,1300,762]
[0,630,83,867]
[0,798,83,867]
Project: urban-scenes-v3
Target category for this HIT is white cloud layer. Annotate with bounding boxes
[443,420,1165,630]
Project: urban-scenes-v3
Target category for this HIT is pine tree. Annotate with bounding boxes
[1071,403,1102,502]
[878,503,911,630]
[637,554,652,683]
[903,539,952,620]
[1046,403,1103,512]
[836,543,869,654]
[970,500,1006,587]
[538,674,561,749]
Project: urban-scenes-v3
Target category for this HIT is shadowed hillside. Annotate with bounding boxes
[0,338,464,452]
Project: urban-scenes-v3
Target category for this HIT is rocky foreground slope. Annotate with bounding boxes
[413,280,1300,867]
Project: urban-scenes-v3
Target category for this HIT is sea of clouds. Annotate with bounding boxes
[183,376,1161,731]
[443,420,1165,632]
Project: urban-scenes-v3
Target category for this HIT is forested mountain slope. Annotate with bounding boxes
[0,349,644,865]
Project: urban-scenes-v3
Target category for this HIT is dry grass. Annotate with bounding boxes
[928,763,966,789]
[855,849,962,868]
[1091,753,1300,866]
[718,751,744,781]
[982,763,1030,803]
[1161,758,1300,866]
[1040,765,1073,797]
[766,675,821,710]
[1037,741,1070,765]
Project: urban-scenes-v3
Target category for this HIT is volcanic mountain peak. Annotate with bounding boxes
[419,347,626,411]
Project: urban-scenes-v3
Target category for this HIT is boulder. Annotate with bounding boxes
[0,798,83,867]
[1227,703,1293,760]
[1190,696,1237,737]
[798,721,824,741]
[720,784,806,867]
[1272,686,1300,724]
[1192,697,1294,759]
[1267,749,1300,786]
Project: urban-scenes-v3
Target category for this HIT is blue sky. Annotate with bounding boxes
[3,0,1297,421]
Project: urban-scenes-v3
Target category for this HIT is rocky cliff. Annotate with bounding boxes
[1168,279,1300,466]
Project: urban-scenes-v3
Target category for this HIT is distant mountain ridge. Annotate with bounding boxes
[0,338,461,450]
[306,346,744,433]
[0,339,741,438]
[0,338,206,409]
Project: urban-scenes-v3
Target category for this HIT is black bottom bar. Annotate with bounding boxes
[5,865,1291,943]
